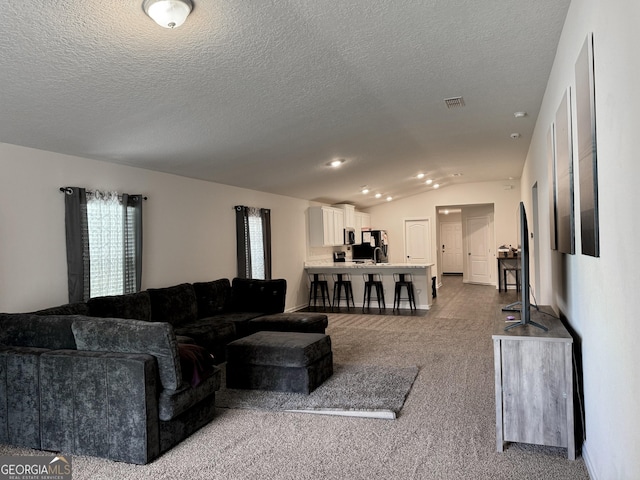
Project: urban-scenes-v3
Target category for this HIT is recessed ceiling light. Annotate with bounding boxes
[510,133,521,139]
[451,173,463,177]
[416,173,425,179]
[361,186,370,194]
[328,158,345,167]
[514,112,527,118]
[425,179,433,185]
[433,183,440,189]
[375,193,382,199]
[386,196,393,202]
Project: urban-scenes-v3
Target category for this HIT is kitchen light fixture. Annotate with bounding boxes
[143,0,193,29]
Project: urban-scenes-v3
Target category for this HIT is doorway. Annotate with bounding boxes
[436,204,495,286]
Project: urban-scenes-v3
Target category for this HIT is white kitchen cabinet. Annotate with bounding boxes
[334,204,355,229]
[354,212,371,244]
[308,206,345,246]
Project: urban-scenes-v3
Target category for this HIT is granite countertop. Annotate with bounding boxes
[304,261,433,269]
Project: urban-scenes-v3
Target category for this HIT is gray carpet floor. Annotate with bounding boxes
[0,277,591,479]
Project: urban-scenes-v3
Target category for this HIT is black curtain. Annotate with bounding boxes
[64,187,89,303]
[123,194,144,294]
[261,208,272,280]
[235,205,272,279]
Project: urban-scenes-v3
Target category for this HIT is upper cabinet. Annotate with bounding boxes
[354,212,371,244]
[334,204,355,229]
[308,205,370,246]
[308,206,344,246]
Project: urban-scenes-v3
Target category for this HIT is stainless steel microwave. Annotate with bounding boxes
[344,228,356,245]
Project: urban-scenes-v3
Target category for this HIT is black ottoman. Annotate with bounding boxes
[226,331,333,394]
[247,312,328,335]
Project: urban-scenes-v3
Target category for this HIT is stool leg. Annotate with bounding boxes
[377,284,385,311]
[309,282,314,307]
[393,284,399,311]
[409,284,416,310]
[348,283,355,309]
[332,282,339,310]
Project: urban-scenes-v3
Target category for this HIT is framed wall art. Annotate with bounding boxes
[554,87,575,255]
[575,33,600,257]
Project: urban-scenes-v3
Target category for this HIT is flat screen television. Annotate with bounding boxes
[502,202,547,332]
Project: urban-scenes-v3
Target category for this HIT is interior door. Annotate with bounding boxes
[441,222,463,273]
[404,219,431,264]
[466,215,491,284]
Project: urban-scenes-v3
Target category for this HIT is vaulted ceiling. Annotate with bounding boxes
[0,1,571,208]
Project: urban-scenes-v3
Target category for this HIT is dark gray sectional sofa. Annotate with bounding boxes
[0,277,326,464]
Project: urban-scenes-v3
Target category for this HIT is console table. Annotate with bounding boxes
[492,306,575,459]
[497,256,519,292]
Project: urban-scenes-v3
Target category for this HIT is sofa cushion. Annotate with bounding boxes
[147,283,198,326]
[192,279,231,318]
[0,313,79,350]
[158,367,220,421]
[71,318,183,391]
[87,291,152,322]
[32,302,89,316]
[230,278,286,314]
[174,317,237,362]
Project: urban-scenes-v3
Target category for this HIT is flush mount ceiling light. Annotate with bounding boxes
[416,173,425,179]
[143,0,193,29]
[514,111,528,118]
[361,186,370,194]
[328,158,346,168]
[425,179,433,185]
[433,183,440,189]
[386,196,393,202]
[375,193,382,199]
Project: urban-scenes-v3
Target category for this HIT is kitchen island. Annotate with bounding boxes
[304,262,434,310]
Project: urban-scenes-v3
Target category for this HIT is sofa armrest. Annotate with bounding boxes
[230,278,287,314]
[39,349,161,465]
[0,346,51,449]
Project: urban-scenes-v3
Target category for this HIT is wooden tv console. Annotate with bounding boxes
[492,306,575,460]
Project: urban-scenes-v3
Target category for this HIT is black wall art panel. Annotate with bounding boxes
[575,33,600,257]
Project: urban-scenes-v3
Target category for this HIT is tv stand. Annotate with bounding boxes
[492,306,575,460]
[501,302,547,332]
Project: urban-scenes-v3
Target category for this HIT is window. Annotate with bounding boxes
[235,205,272,279]
[63,187,143,302]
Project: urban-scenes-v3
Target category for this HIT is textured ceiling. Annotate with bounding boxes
[0,0,570,208]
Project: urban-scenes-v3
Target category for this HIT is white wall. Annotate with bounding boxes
[521,0,640,477]
[366,180,521,280]
[0,143,311,313]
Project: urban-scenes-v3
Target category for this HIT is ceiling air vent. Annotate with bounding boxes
[444,96,465,109]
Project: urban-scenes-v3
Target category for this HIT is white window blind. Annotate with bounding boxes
[248,209,265,279]
[87,192,124,297]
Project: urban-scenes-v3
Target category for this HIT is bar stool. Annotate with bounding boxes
[503,267,521,293]
[332,273,355,311]
[393,273,416,311]
[362,273,385,312]
[308,273,331,308]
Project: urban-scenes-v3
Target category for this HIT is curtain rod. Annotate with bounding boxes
[59,187,148,200]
